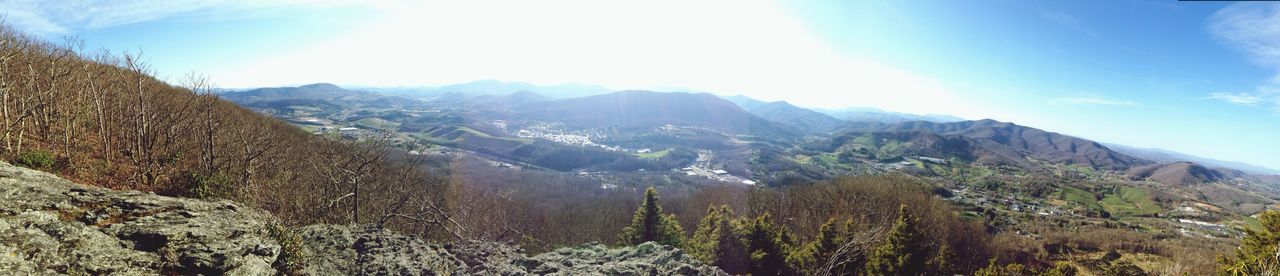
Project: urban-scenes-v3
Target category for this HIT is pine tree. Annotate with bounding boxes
[1220,210,1280,274]
[619,187,685,247]
[866,204,925,276]
[928,242,954,275]
[689,205,723,262]
[744,212,791,275]
[689,205,750,274]
[788,218,848,275]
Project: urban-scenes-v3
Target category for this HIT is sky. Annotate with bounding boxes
[2,0,1279,170]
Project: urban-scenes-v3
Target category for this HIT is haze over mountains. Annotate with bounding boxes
[1107,143,1280,175]
[219,81,1280,179]
[832,119,1147,171]
[361,79,614,100]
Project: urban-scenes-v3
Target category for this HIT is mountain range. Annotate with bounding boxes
[1106,143,1280,175]
[827,119,1147,170]
[517,90,797,138]
[816,107,964,124]
[365,79,613,100]
[222,82,1279,182]
[720,95,845,133]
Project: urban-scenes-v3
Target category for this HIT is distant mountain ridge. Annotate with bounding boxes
[817,107,964,124]
[1105,143,1280,175]
[216,82,414,107]
[839,119,1146,170]
[720,95,844,133]
[519,90,797,137]
[373,79,613,100]
[1127,161,1226,187]
[721,94,963,128]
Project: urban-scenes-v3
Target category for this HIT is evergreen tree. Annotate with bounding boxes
[1219,210,1280,275]
[928,242,954,275]
[619,187,685,247]
[866,204,925,276]
[788,218,848,275]
[744,212,791,275]
[689,205,722,262]
[689,205,750,274]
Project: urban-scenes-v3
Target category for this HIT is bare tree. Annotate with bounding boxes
[375,154,466,239]
[182,72,221,174]
[310,131,393,225]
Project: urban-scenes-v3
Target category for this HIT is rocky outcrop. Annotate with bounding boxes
[517,242,728,275]
[0,162,282,275]
[296,225,462,275]
[297,224,728,275]
[0,161,726,275]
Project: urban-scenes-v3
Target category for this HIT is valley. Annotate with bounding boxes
[4,1,1280,273]
[227,82,1280,256]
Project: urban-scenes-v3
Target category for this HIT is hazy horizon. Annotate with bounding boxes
[3,0,1279,170]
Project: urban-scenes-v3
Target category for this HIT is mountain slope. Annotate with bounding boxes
[744,101,846,133]
[817,107,963,124]
[839,119,1146,170]
[721,95,769,110]
[519,91,797,137]
[1127,161,1226,187]
[220,83,383,103]
[722,95,844,132]
[1106,143,1280,175]
[383,79,613,99]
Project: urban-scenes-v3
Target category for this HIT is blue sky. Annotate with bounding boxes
[2,0,1279,170]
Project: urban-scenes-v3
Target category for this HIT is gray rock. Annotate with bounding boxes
[0,161,727,276]
[0,162,281,275]
[298,224,727,276]
[296,224,462,275]
[524,242,728,276]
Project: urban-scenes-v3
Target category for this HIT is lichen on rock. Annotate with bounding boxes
[0,161,727,275]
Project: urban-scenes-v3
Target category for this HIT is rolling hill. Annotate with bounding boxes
[723,94,963,130]
[740,101,846,133]
[1106,143,1280,175]
[838,119,1147,170]
[220,83,381,103]
[1127,161,1226,187]
[816,107,963,124]
[519,91,798,138]
[377,79,613,100]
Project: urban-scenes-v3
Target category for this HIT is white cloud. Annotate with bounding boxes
[1049,96,1139,107]
[1041,10,1101,39]
[0,0,986,119]
[1207,2,1280,111]
[0,0,361,35]
[1201,92,1265,105]
[209,0,985,118]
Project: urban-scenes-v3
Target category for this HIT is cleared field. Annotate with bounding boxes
[634,148,673,159]
[1061,186,1105,213]
[1100,186,1161,217]
[353,117,400,130]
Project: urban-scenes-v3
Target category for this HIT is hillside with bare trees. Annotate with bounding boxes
[0,24,457,239]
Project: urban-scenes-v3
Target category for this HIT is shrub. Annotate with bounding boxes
[269,223,308,275]
[173,171,235,199]
[14,150,55,170]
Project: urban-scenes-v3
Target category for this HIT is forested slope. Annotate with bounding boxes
[0,25,455,237]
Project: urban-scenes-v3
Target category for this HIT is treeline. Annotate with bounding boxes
[611,176,1083,275]
[447,161,1080,274]
[0,25,456,238]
